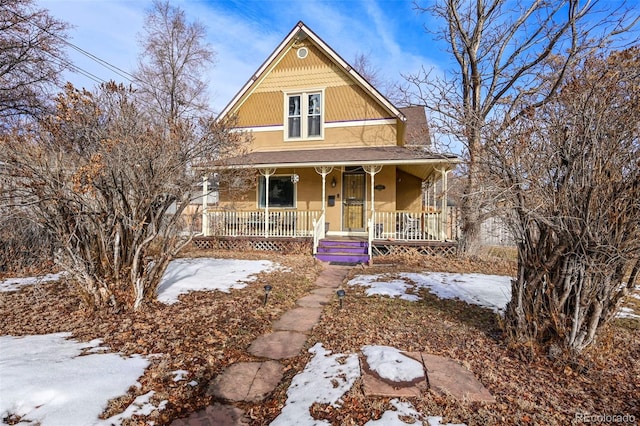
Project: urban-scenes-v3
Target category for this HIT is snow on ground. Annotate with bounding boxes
[361,345,424,382]
[270,343,361,426]
[0,273,65,292]
[365,399,466,426]
[617,307,640,320]
[349,272,512,313]
[0,333,149,426]
[156,257,280,304]
[272,343,465,426]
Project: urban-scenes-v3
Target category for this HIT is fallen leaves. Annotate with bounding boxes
[1,250,639,425]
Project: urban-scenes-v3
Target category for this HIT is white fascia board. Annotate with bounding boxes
[235,118,396,133]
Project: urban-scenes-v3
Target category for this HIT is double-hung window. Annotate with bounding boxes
[286,91,323,140]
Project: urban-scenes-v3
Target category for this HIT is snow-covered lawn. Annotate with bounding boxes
[0,333,150,426]
[156,257,281,304]
[348,272,512,313]
[0,273,65,293]
[1,258,638,425]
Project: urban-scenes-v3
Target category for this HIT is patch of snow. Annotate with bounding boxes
[362,345,424,382]
[187,380,198,387]
[365,399,466,426]
[103,391,167,424]
[172,370,189,382]
[0,272,65,292]
[270,343,361,426]
[616,307,640,320]
[349,272,512,313]
[0,333,149,426]
[156,258,280,304]
[407,272,511,313]
[349,277,420,301]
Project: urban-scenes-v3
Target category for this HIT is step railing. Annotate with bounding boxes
[312,211,326,255]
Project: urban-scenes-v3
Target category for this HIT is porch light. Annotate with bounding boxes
[291,174,299,184]
[336,289,346,308]
[331,176,337,188]
[263,285,273,306]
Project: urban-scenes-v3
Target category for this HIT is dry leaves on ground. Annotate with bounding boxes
[1,249,638,425]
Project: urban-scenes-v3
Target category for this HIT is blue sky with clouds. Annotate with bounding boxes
[40,0,444,114]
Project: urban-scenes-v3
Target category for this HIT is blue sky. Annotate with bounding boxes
[41,0,443,114]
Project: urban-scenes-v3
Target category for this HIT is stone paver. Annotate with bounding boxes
[248,330,307,359]
[170,403,248,426]
[311,287,338,297]
[361,371,426,398]
[208,361,283,402]
[314,265,350,288]
[272,307,323,331]
[296,293,330,308]
[406,352,496,403]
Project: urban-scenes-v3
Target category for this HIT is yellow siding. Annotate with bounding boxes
[248,124,397,151]
[396,170,423,211]
[325,85,390,122]
[236,92,281,127]
[234,39,397,147]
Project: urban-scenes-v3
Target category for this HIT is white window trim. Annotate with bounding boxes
[284,89,325,141]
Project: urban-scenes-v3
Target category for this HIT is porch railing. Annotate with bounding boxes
[371,210,447,241]
[204,209,322,238]
[312,211,326,255]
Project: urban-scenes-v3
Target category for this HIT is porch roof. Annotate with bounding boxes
[216,146,459,180]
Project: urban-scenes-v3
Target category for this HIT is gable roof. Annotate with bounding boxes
[218,21,406,123]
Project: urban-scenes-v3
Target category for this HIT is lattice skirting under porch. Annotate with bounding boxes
[372,241,457,257]
[192,236,312,254]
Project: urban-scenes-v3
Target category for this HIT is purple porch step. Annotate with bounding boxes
[315,239,370,264]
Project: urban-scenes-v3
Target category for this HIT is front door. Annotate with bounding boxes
[342,172,366,232]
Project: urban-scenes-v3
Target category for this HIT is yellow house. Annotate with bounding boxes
[199,21,459,262]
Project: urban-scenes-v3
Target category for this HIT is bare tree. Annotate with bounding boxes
[491,48,640,356]
[0,0,69,124]
[0,82,251,310]
[133,0,215,123]
[404,0,639,253]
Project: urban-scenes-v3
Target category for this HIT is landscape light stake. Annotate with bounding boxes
[336,289,345,309]
[263,285,272,306]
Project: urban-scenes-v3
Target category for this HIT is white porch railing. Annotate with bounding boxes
[205,210,322,238]
[312,211,326,255]
[372,210,446,241]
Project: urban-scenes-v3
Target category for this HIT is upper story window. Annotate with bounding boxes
[286,91,323,140]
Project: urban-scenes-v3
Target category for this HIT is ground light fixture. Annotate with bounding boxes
[263,285,272,306]
[336,289,346,308]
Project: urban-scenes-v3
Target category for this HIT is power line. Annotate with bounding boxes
[5,6,218,116]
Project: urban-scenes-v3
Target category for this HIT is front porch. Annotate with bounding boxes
[193,209,458,261]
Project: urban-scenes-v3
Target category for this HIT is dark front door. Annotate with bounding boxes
[342,172,365,232]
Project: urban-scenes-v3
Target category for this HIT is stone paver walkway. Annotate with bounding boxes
[207,361,283,402]
[171,263,348,426]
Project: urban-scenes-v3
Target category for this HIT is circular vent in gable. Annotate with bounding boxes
[297,47,308,59]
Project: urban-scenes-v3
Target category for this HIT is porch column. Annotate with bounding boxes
[439,168,450,240]
[202,175,209,236]
[259,168,276,238]
[313,166,334,217]
[363,165,383,236]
